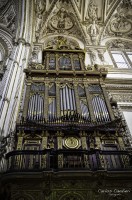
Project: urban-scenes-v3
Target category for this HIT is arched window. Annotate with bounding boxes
[108,40,132,69]
[111,51,130,68]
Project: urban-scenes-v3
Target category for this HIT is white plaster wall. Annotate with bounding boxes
[123,111,132,136]
[104,50,113,65]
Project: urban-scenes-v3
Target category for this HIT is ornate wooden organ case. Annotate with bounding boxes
[14,45,128,172]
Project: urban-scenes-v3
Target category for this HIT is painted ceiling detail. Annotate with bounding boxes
[84,0,102,45]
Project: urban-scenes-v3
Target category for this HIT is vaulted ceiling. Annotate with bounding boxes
[0,0,132,46]
[32,0,132,46]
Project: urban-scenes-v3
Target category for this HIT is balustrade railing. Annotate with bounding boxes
[17,115,122,132]
[4,149,132,173]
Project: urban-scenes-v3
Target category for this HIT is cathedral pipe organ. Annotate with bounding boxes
[0,1,132,199]
[4,47,132,174]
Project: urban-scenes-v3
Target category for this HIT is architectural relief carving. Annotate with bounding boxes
[49,8,73,31]
[108,92,132,104]
[87,20,100,44]
[0,4,16,35]
[30,52,38,63]
[37,2,85,42]
[112,94,132,103]
[84,1,101,44]
[104,0,132,38]
[110,18,131,34]
[107,39,132,50]
[85,0,98,22]
[35,0,46,39]
[35,0,46,14]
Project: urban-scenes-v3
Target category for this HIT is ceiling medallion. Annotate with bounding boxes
[110,19,131,33]
[49,8,73,31]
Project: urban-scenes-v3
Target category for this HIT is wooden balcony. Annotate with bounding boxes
[3,149,132,173]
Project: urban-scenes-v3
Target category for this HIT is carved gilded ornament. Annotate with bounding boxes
[45,36,80,50]
[64,137,80,149]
